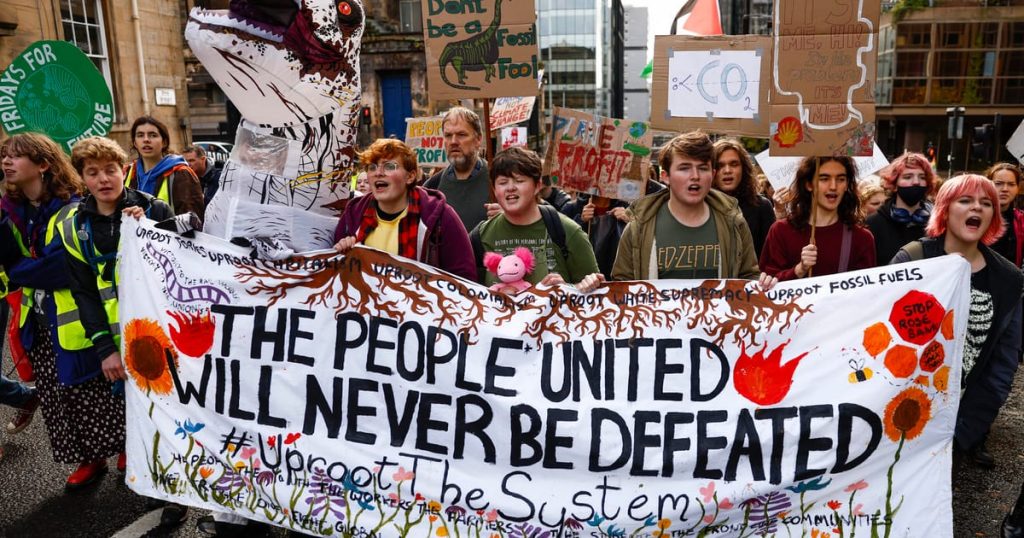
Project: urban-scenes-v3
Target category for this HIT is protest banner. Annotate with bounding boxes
[756,143,891,193]
[651,35,771,137]
[422,0,539,100]
[122,217,964,538]
[770,0,879,157]
[0,40,114,152]
[489,96,536,131]
[500,126,527,149]
[543,107,651,201]
[405,116,448,167]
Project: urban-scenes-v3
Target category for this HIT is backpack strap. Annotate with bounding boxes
[470,224,486,274]
[837,225,853,273]
[904,240,925,261]
[539,204,569,261]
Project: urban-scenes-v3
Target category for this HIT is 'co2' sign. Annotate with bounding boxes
[667,50,763,120]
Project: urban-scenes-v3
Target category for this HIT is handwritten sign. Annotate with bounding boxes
[543,107,651,201]
[489,96,536,131]
[500,126,527,149]
[422,0,539,100]
[651,35,771,137]
[769,0,880,156]
[755,143,890,193]
[405,116,448,166]
[122,217,965,538]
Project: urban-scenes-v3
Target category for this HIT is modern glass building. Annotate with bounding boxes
[537,0,609,115]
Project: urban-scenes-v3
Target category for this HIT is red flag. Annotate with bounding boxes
[671,0,723,36]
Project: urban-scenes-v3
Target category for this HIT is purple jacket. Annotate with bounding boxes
[334,186,478,282]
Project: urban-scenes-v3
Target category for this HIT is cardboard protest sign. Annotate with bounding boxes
[1007,119,1024,165]
[0,41,114,151]
[423,0,539,100]
[123,215,965,538]
[489,96,536,131]
[651,35,771,137]
[770,0,880,157]
[756,143,890,192]
[500,126,527,149]
[405,116,448,167]
[543,107,651,201]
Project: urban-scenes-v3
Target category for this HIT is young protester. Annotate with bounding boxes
[472,147,603,291]
[333,138,477,281]
[865,152,936,264]
[713,138,777,257]
[986,163,1024,267]
[423,107,500,232]
[0,133,121,488]
[890,174,1021,471]
[611,132,774,289]
[60,137,187,524]
[182,145,221,207]
[859,180,886,218]
[760,156,876,280]
[125,116,205,223]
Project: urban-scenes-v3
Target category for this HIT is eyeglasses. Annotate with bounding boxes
[366,161,400,173]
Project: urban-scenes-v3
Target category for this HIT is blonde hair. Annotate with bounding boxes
[71,137,129,173]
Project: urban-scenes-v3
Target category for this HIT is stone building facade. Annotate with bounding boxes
[1,0,191,150]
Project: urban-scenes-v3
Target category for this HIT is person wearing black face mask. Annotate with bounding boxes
[867,152,936,265]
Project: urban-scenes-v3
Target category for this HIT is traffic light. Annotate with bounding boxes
[360,106,372,126]
[971,124,994,161]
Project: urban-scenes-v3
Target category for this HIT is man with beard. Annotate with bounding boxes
[425,107,500,231]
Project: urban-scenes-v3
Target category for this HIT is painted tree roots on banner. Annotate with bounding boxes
[120,219,966,537]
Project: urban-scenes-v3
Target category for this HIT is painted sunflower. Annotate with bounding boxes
[883,386,932,442]
[124,318,178,395]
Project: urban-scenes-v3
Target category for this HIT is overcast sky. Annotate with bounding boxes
[625,0,687,60]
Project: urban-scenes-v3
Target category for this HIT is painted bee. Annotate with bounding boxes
[848,358,874,383]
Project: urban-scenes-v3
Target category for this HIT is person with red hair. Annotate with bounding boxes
[986,163,1024,266]
[866,152,937,264]
[891,174,1021,470]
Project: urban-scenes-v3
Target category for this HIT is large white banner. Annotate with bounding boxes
[120,219,967,537]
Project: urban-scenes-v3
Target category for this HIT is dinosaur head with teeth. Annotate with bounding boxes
[186,0,364,128]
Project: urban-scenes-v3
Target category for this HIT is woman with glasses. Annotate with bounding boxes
[333,139,477,281]
[866,152,937,265]
[986,163,1024,267]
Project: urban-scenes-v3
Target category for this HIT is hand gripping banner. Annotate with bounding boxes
[119,219,967,537]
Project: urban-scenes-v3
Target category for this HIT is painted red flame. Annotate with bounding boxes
[733,340,810,406]
[167,310,215,358]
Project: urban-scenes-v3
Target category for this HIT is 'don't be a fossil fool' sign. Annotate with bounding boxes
[422,0,539,100]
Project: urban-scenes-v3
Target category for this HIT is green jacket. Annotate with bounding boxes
[611,189,760,281]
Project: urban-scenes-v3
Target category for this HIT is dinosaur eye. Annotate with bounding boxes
[338,1,352,16]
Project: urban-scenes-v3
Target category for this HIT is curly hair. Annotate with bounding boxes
[712,138,759,206]
[1,133,84,204]
[858,181,886,205]
[358,138,418,175]
[926,174,1004,246]
[878,152,936,196]
[786,156,861,229]
[71,137,129,173]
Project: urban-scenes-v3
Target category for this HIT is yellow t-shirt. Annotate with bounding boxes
[363,208,408,255]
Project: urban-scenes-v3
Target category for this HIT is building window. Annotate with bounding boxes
[400,0,422,33]
[60,0,112,91]
[896,23,931,48]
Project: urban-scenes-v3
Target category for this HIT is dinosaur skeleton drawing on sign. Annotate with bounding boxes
[185,0,364,251]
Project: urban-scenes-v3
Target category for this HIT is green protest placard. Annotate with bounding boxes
[0,40,114,151]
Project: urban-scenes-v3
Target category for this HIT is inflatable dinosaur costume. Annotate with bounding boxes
[185,0,364,251]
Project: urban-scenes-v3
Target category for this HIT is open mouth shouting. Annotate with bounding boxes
[964,215,983,231]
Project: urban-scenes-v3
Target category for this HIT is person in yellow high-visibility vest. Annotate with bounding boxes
[124,115,205,225]
[0,133,122,489]
[63,136,188,526]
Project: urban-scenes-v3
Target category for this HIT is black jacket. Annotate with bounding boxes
[738,194,777,258]
[892,237,1024,450]
[65,189,174,360]
[867,197,930,266]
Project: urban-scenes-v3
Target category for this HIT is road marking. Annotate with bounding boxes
[110,509,163,538]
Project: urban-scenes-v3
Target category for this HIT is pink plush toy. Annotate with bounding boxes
[483,247,535,294]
